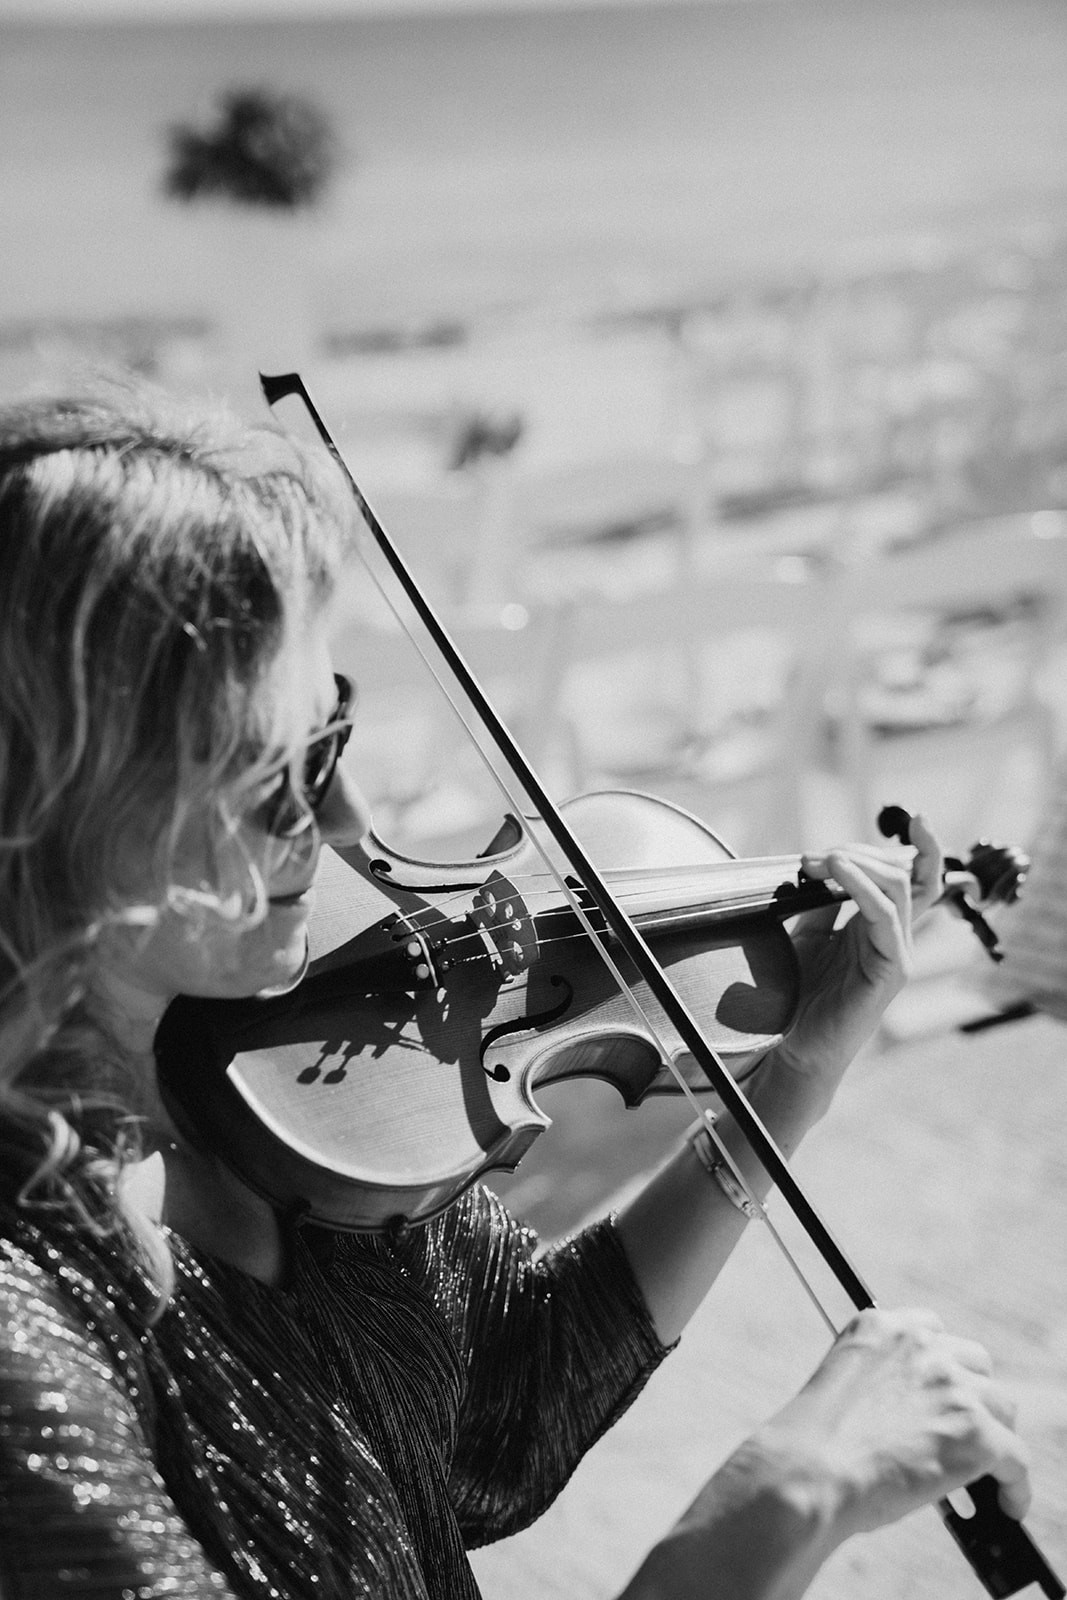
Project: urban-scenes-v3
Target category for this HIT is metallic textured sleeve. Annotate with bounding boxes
[0,1242,234,1600]
[395,1187,674,1546]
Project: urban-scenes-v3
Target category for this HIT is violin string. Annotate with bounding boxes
[411,856,809,909]
[412,905,781,973]
[398,887,845,971]
[396,864,816,928]
[388,831,930,970]
[391,846,913,908]
[396,848,891,927]
[415,844,913,921]
[387,834,931,967]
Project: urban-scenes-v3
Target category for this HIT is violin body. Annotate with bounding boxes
[156,790,802,1232]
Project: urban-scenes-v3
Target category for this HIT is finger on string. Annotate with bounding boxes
[808,840,913,873]
[803,852,906,947]
[818,841,916,881]
[836,851,915,930]
[801,848,913,892]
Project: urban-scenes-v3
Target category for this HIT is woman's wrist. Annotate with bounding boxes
[741,1046,835,1153]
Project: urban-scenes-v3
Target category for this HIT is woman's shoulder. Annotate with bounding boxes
[0,1219,166,1507]
[0,1212,155,1397]
[400,1184,531,1262]
[0,1215,99,1321]
[0,1226,62,1303]
[385,1185,540,1310]
[0,1224,116,1378]
[320,1183,529,1290]
[0,1214,89,1303]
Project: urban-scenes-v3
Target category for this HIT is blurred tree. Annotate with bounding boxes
[163,87,337,211]
[161,88,341,400]
[449,409,526,472]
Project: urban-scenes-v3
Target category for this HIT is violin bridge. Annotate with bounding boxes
[466,871,537,980]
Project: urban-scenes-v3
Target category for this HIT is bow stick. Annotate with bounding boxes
[261,371,1064,1599]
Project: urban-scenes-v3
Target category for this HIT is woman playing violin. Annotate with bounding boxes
[0,381,1031,1600]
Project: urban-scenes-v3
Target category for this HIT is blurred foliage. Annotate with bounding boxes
[163,87,337,210]
[449,410,526,471]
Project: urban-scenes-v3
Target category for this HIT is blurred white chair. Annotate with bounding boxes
[824,511,1067,844]
[543,555,827,856]
[365,464,518,612]
[510,449,714,602]
[329,574,569,856]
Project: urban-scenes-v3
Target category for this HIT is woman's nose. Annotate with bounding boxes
[315,760,373,849]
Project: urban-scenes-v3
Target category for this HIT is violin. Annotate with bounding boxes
[155,373,1062,1600]
[154,791,1024,1234]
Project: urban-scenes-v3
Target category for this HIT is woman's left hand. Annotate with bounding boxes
[765,814,944,1103]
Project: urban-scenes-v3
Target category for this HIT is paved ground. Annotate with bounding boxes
[469,927,1067,1599]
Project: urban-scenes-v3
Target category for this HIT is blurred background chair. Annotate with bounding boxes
[509,448,714,603]
[329,567,570,857]
[823,510,1067,848]
[539,554,827,857]
[360,468,518,612]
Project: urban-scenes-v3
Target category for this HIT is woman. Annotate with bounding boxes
[0,381,1029,1599]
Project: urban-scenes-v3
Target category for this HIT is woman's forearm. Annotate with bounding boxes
[614,1436,841,1600]
[615,831,939,1348]
[613,1051,827,1345]
[613,1297,1035,1600]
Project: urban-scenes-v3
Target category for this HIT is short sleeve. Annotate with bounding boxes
[0,1242,234,1599]
[401,1187,672,1545]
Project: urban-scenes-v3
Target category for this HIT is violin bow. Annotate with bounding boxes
[261,371,1064,1599]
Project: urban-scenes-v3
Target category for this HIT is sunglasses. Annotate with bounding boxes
[260,672,357,839]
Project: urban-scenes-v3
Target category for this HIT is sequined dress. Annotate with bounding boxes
[0,1185,669,1598]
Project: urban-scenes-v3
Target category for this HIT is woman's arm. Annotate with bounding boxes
[419,1186,671,1544]
[615,820,944,1344]
[615,1438,839,1600]
[610,1059,824,1347]
[616,1306,1031,1600]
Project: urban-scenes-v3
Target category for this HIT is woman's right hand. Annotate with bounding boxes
[618,1308,1031,1600]
[755,1306,1031,1536]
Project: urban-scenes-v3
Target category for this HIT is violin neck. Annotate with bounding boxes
[609,857,849,935]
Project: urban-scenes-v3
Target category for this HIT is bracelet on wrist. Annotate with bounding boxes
[686,1119,764,1222]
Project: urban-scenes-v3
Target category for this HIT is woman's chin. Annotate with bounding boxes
[174,907,313,1001]
[254,930,311,999]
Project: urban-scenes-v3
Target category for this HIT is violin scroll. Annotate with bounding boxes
[877,804,1029,962]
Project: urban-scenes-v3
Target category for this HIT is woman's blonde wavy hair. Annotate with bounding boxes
[0,378,353,1297]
